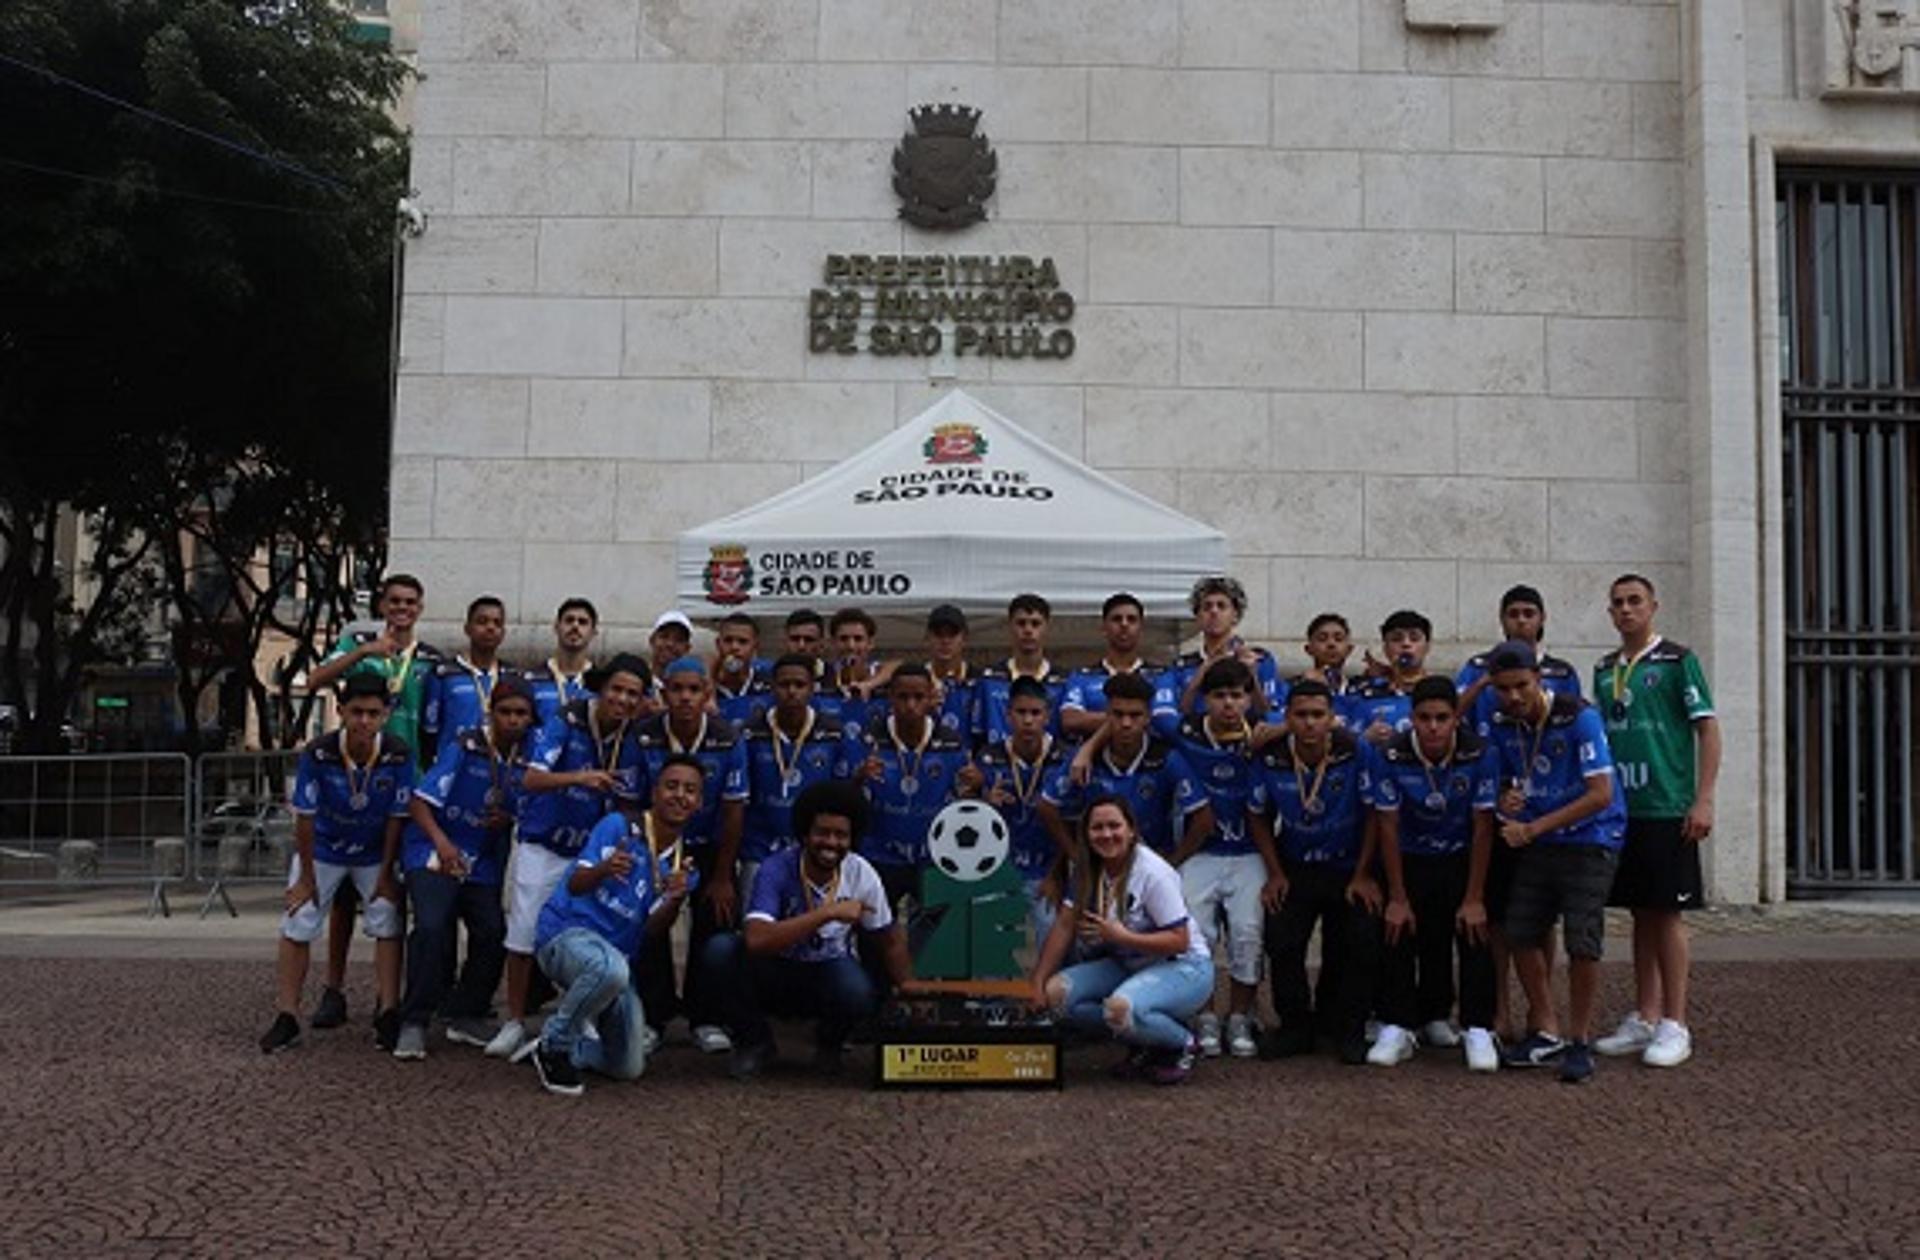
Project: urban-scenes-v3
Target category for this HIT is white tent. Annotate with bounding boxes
[675,389,1227,624]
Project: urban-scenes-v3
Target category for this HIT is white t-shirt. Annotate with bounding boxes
[1062,845,1210,970]
[743,848,892,963]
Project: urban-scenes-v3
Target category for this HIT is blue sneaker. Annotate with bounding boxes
[1502,1030,1567,1069]
[1558,1040,1595,1084]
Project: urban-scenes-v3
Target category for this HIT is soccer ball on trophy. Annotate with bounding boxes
[926,799,1010,881]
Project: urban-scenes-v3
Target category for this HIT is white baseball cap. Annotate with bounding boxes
[651,610,694,635]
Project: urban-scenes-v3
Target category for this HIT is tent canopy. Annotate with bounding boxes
[676,389,1227,624]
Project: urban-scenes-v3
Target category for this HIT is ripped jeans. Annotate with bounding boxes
[1050,955,1213,1051]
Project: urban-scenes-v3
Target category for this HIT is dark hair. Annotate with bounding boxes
[556,597,598,624]
[1287,679,1333,709]
[889,661,932,687]
[830,607,877,636]
[1410,676,1459,708]
[338,673,390,705]
[654,752,708,783]
[466,595,506,622]
[1498,585,1545,615]
[771,653,817,680]
[785,608,824,632]
[1008,593,1052,620]
[1102,592,1144,620]
[490,676,537,711]
[1189,575,1248,617]
[793,780,869,844]
[1488,641,1540,674]
[1306,612,1349,637]
[378,573,424,600]
[1008,677,1051,705]
[1611,573,1656,598]
[1199,657,1255,694]
[720,613,759,634]
[1380,609,1432,640]
[1102,671,1154,705]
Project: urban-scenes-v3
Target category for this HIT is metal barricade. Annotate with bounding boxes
[191,750,301,919]
[0,753,194,914]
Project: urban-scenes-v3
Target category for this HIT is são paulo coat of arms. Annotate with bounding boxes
[924,423,988,464]
[892,104,996,230]
[703,544,753,606]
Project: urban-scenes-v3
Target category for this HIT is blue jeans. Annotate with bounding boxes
[536,928,647,1080]
[400,870,505,1026]
[700,931,877,1051]
[1053,955,1213,1051]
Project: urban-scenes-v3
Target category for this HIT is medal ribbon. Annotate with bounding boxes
[339,730,381,804]
[668,714,709,757]
[1004,734,1052,806]
[800,861,842,912]
[1413,733,1457,803]
[1609,635,1663,707]
[644,812,684,890]
[1292,743,1331,816]
[591,702,630,775]
[889,715,932,785]
[386,640,418,696]
[549,657,590,701]
[770,709,817,788]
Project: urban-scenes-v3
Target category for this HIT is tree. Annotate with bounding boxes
[0,0,408,751]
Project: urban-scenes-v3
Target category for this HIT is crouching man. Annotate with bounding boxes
[702,781,910,1081]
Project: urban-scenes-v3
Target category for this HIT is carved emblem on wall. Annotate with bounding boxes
[1828,1,1920,95]
[892,105,996,231]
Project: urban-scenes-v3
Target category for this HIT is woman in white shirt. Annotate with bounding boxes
[1029,795,1215,1084]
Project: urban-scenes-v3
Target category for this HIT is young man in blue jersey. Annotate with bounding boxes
[975,593,1067,745]
[704,780,913,1080]
[635,656,750,1053]
[817,607,882,741]
[711,613,772,727]
[1163,576,1283,735]
[259,674,413,1054]
[1166,658,1285,1059]
[923,604,981,741]
[975,676,1072,937]
[422,595,513,763]
[1045,672,1206,858]
[486,653,650,1062]
[1484,641,1624,1084]
[782,608,829,680]
[737,655,860,910]
[393,677,538,1060]
[1299,612,1366,731]
[1351,609,1434,746]
[1248,679,1384,1065]
[1364,676,1501,1072]
[529,755,704,1096]
[859,663,980,909]
[647,610,694,700]
[1060,592,1167,739]
[525,597,598,725]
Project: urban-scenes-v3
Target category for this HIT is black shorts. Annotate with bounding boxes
[1504,844,1618,961]
[1608,817,1705,911]
[1485,840,1517,922]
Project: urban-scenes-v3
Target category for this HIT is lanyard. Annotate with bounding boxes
[386,639,418,696]
[548,657,589,699]
[339,730,381,804]
[800,861,842,911]
[888,715,933,784]
[1003,735,1052,805]
[1292,744,1330,815]
[770,709,817,786]
[485,734,523,804]
[668,714,709,757]
[1205,717,1251,750]
[1101,738,1149,778]
[1413,734,1457,803]
[591,704,629,774]
[644,812,683,889]
[1095,867,1122,920]
[1006,656,1052,681]
[1610,636,1663,704]
[1525,700,1553,789]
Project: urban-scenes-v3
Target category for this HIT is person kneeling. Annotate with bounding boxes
[1030,796,1215,1085]
[529,755,704,1096]
[703,781,909,1081]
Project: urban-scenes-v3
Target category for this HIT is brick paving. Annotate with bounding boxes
[2,952,1918,1257]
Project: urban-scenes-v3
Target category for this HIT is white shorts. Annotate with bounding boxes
[1180,851,1267,986]
[281,856,401,943]
[506,843,575,955]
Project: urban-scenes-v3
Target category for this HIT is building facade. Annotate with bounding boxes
[389,1,1920,903]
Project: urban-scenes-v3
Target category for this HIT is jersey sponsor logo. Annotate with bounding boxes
[702,544,753,607]
[1618,761,1651,790]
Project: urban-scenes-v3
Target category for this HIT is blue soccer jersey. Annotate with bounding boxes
[534,812,697,958]
[860,719,972,868]
[1042,736,1204,856]
[1251,729,1378,868]
[1456,649,1583,739]
[520,699,644,857]
[743,847,893,963]
[1292,668,1370,732]
[714,667,773,729]
[289,731,415,866]
[1059,660,1170,727]
[1169,716,1262,857]
[928,665,982,742]
[635,714,751,849]
[1487,694,1624,849]
[975,736,1071,878]
[403,730,528,885]
[1367,729,1499,858]
[973,659,1067,745]
[1349,675,1429,741]
[422,657,517,752]
[524,660,595,727]
[1157,649,1287,737]
[740,709,859,864]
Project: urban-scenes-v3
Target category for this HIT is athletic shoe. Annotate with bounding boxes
[484,1020,528,1060]
[728,1039,775,1081]
[1258,1024,1316,1060]
[535,1046,584,1096]
[1366,1024,1416,1067]
[642,1025,663,1056]
[392,1023,428,1061]
[692,1024,733,1054]
[1641,1019,1693,1068]
[509,1034,542,1065]
[1225,1013,1258,1059]
[1150,1037,1199,1086]
[1421,1019,1461,1049]
[1503,1030,1567,1069]
[373,1007,401,1053]
[258,1012,300,1055]
[1596,1012,1657,1058]
[1558,1039,1595,1084]
[1108,1046,1151,1080]
[1196,1012,1223,1058]
[1337,1034,1371,1066]
[309,986,347,1030]
[1463,1026,1500,1073]
[445,1016,498,1048]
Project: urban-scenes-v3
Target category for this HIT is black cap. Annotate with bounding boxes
[584,652,652,693]
[926,604,968,633]
[339,673,389,704]
[1500,584,1546,613]
[1487,639,1539,673]
[490,675,536,710]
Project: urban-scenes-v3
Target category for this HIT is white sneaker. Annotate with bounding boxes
[1421,1019,1461,1049]
[1366,1024,1416,1067]
[1641,1019,1692,1068]
[1196,1012,1223,1058]
[692,1023,733,1054]
[483,1019,527,1060]
[640,1024,661,1056]
[1595,1012,1657,1057]
[1463,1026,1499,1073]
[1225,1013,1258,1059]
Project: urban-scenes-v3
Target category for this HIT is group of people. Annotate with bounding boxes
[260,569,1719,1093]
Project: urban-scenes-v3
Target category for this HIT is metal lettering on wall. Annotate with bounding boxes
[808,254,1076,360]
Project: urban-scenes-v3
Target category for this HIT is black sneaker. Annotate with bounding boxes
[1558,1039,1595,1085]
[728,1039,775,1082]
[534,1046,584,1097]
[1504,1030,1569,1069]
[259,1012,301,1055]
[309,986,347,1029]
[372,1007,401,1053]
[1336,1034,1370,1066]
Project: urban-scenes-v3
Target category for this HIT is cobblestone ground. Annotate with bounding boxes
[1,954,1917,1258]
